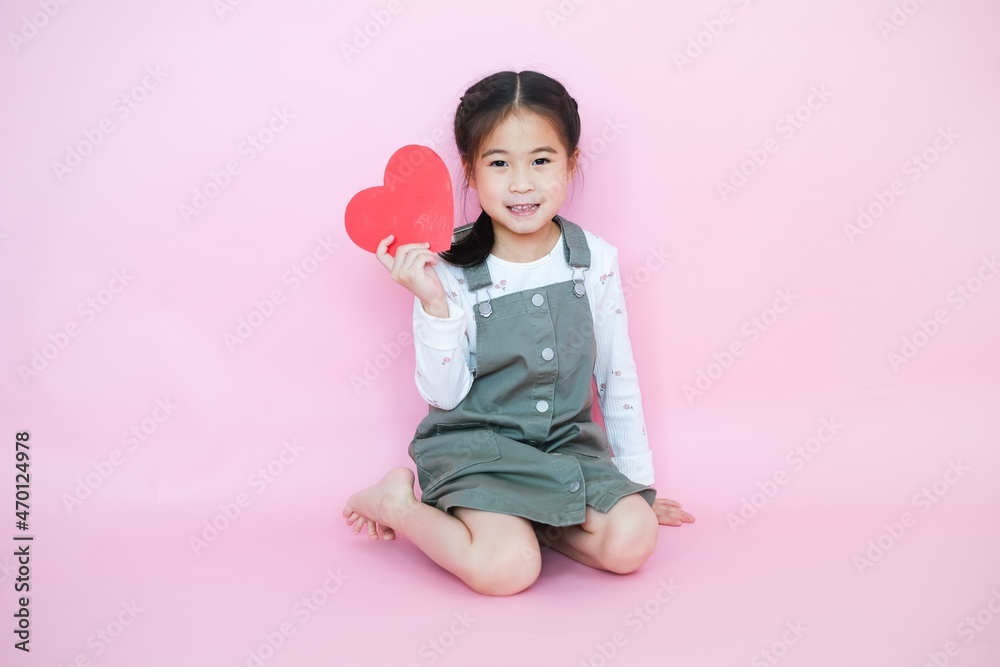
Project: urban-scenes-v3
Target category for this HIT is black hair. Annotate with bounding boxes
[439,70,582,268]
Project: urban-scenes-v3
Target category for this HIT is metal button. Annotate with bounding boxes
[569,481,580,492]
[531,293,544,307]
[541,347,554,361]
[535,400,549,413]
[573,282,586,297]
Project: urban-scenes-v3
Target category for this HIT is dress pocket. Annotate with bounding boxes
[555,421,612,459]
[412,424,501,494]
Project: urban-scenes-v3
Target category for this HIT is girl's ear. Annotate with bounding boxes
[567,148,581,183]
[464,160,478,190]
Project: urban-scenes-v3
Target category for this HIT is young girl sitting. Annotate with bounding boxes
[343,70,693,596]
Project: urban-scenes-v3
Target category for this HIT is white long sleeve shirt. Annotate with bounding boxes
[411,229,655,486]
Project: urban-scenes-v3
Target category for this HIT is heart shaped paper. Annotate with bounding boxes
[344,145,454,256]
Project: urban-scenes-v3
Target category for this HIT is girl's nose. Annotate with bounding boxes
[509,175,534,193]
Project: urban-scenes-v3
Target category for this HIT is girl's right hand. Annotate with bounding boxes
[375,235,448,317]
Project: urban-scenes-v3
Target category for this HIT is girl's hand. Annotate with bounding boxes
[375,235,448,316]
[653,497,695,527]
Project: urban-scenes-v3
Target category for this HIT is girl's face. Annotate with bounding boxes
[468,111,577,253]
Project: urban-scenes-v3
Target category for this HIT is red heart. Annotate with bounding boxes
[344,145,454,256]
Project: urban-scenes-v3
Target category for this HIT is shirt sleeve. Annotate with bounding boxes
[412,263,474,410]
[592,246,656,486]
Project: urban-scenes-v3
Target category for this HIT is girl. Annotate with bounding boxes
[343,70,693,596]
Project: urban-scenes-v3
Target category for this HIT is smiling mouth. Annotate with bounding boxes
[507,204,540,215]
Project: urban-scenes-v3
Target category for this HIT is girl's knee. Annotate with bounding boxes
[601,500,658,574]
[464,541,541,596]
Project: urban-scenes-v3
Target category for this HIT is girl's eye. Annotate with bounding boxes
[487,158,552,167]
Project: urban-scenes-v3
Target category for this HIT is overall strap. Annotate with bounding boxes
[464,259,494,292]
[460,213,594,312]
[554,215,591,269]
[554,215,591,297]
[458,210,496,316]
[465,260,494,318]
[457,210,495,292]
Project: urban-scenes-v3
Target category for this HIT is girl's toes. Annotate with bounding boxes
[382,527,396,540]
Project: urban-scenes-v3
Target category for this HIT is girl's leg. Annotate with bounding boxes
[543,493,658,574]
[342,467,542,596]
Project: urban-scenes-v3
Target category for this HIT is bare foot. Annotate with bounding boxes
[654,497,695,526]
[342,467,419,541]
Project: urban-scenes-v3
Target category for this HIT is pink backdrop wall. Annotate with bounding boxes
[1,1,998,665]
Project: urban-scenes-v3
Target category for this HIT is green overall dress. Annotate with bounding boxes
[407,214,656,527]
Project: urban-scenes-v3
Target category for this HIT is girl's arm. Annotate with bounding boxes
[411,262,474,410]
[374,235,473,410]
[592,245,656,486]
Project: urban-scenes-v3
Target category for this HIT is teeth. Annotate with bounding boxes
[509,204,537,212]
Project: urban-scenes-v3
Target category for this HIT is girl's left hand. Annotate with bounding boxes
[653,497,695,526]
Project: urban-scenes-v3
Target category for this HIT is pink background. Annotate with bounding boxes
[2,1,999,665]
